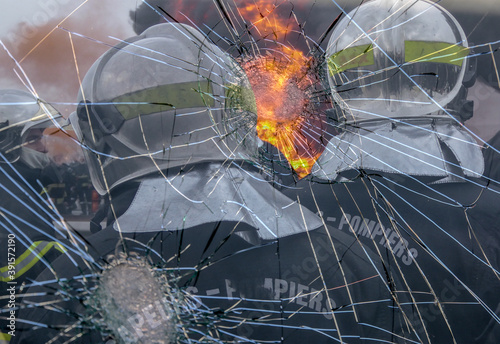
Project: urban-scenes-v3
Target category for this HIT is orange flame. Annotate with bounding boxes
[243,48,323,178]
[238,1,323,178]
[238,1,290,41]
[165,0,325,177]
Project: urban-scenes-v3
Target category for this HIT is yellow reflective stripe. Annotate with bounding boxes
[15,242,66,279]
[0,332,11,343]
[225,84,258,114]
[328,44,374,75]
[0,241,66,282]
[12,242,53,279]
[113,81,215,120]
[0,241,42,274]
[405,41,469,66]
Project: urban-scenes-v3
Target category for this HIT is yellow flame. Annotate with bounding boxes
[239,1,322,178]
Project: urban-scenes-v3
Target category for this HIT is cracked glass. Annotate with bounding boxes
[0,1,499,343]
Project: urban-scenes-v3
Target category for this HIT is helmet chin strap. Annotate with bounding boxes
[20,147,51,170]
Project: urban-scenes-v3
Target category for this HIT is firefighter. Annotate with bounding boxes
[15,23,416,343]
[291,0,500,343]
[0,90,69,342]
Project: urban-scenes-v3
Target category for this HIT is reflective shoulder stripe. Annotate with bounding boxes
[0,241,43,273]
[328,44,374,75]
[405,41,469,66]
[113,80,215,120]
[0,241,66,282]
[0,332,11,343]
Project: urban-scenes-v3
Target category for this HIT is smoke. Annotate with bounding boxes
[130,0,214,35]
[129,0,338,54]
[0,2,135,117]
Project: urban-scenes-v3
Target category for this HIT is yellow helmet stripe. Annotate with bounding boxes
[328,44,374,75]
[225,84,258,115]
[405,41,469,66]
[113,80,216,120]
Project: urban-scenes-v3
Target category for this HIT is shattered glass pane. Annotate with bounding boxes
[0,0,499,343]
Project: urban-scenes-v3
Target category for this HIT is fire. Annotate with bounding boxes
[163,0,326,177]
[238,1,289,40]
[238,1,324,178]
[242,47,323,178]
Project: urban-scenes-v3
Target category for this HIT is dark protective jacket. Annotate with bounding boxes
[0,162,67,344]
[0,162,63,281]
[15,164,419,343]
[285,172,500,344]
